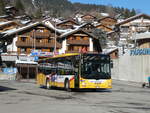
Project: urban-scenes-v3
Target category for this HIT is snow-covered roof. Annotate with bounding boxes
[2,21,62,37]
[43,20,71,33]
[56,19,78,26]
[59,28,97,39]
[107,31,116,35]
[2,22,40,37]
[100,13,109,17]
[0,21,13,26]
[5,6,14,9]
[59,28,79,38]
[116,13,150,26]
[132,31,150,40]
[20,20,31,25]
[0,15,9,18]
[102,47,118,54]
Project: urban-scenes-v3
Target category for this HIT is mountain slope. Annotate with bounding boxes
[1,0,136,18]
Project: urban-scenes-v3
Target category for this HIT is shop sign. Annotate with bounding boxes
[130,48,150,56]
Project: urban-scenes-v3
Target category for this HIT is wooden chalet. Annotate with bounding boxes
[0,18,8,22]
[115,14,150,33]
[2,22,61,55]
[0,15,12,20]
[81,14,97,22]
[132,32,150,49]
[96,24,113,32]
[1,22,62,79]
[78,23,95,33]
[56,19,79,29]
[58,28,102,53]
[98,16,117,27]
[0,21,20,32]
[115,14,150,42]
[107,31,119,42]
[5,6,18,16]
[103,48,118,59]
[116,14,150,27]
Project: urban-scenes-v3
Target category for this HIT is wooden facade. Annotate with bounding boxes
[15,24,61,54]
[56,19,78,29]
[16,63,38,79]
[0,21,19,32]
[109,49,119,59]
[96,24,113,32]
[103,48,119,59]
[81,14,96,22]
[66,33,89,52]
[115,14,150,40]
[137,39,150,48]
[5,6,18,16]
[98,17,117,27]
[79,23,95,33]
[59,29,102,53]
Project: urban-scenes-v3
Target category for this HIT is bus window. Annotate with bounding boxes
[82,55,111,79]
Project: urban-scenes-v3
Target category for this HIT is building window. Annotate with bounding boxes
[37,29,44,33]
[68,46,74,51]
[37,39,42,43]
[50,48,54,52]
[76,37,81,40]
[21,37,26,42]
[48,39,51,43]
[20,48,26,53]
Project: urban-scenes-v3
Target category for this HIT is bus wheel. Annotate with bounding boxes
[46,79,51,89]
[65,80,71,92]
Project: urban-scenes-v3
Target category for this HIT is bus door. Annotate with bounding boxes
[74,60,80,88]
[56,68,65,87]
[50,69,57,87]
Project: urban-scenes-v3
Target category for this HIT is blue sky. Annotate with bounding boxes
[69,0,150,14]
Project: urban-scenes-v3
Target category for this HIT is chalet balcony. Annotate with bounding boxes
[16,41,61,48]
[30,32,51,38]
[67,40,89,45]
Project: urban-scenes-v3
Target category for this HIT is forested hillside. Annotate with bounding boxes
[0,0,136,19]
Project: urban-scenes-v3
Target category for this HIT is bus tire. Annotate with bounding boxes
[46,79,51,89]
[65,80,71,92]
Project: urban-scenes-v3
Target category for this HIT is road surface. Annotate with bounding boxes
[0,80,150,113]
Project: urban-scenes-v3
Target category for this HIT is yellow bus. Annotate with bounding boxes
[37,53,112,91]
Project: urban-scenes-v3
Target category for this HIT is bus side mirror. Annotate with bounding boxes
[110,60,113,68]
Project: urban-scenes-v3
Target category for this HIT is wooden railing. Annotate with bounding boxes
[67,40,89,45]
[16,41,61,48]
[30,32,52,38]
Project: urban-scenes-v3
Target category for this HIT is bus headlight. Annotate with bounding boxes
[108,82,112,87]
[82,82,86,85]
[82,82,86,87]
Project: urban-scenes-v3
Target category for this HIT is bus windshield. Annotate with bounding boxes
[82,55,111,79]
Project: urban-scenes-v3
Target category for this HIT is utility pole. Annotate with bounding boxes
[54,15,57,55]
[54,20,57,53]
[34,29,36,51]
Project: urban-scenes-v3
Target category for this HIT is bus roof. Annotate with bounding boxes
[38,53,80,62]
[38,53,110,63]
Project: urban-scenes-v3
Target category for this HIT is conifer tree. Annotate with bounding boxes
[130,9,136,17]
[34,8,42,18]
[15,0,25,14]
[0,0,5,15]
[124,8,130,18]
